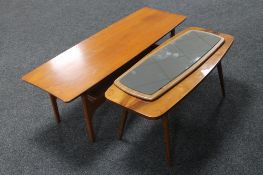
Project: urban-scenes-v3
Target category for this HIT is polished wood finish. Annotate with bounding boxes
[21,8,185,143]
[105,27,234,119]
[162,117,171,166]
[49,94,61,123]
[217,61,225,96]
[106,27,234,165]
[118,109,128,140]
[22,7,186,103]
[114,30,225,101]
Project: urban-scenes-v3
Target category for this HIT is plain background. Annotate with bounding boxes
[1,0,263,174]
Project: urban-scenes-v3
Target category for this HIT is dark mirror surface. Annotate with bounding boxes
[119,30,222,95]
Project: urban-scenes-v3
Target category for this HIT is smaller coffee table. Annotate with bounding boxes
[105,27,234,165]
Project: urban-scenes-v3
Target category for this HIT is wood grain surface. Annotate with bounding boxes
[22,7,186,102]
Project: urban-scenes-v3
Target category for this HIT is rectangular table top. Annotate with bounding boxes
[105,27,234,119]
[22,7,186,102]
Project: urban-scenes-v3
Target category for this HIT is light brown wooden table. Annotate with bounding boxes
[21,7,186,142]
[105,27,234,165]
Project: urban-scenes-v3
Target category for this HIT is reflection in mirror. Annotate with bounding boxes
[117,30,224,98]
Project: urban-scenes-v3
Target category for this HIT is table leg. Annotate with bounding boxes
[170,28,175,37]
[49,94,61,124]
[118,109,128,140]
[217,61,225,97]
[162,116,171,166]
[81,94,95,143]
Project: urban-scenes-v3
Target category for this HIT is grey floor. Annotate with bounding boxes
[1,0,263,174]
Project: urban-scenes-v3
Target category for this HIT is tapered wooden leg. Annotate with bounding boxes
[118,109,128,140]
[170,28,175,37]
[162,117,171,166]
[81,94,95,143]
[49,94,61,124]
[217,62,225,97]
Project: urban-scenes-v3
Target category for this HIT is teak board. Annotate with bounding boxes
[21,7,186,102]
[105,27,234,119]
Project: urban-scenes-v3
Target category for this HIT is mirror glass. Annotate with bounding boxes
[119,30,222,95]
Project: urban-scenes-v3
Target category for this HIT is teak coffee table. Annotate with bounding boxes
[21,7,186,142]
[105,27,234,165]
